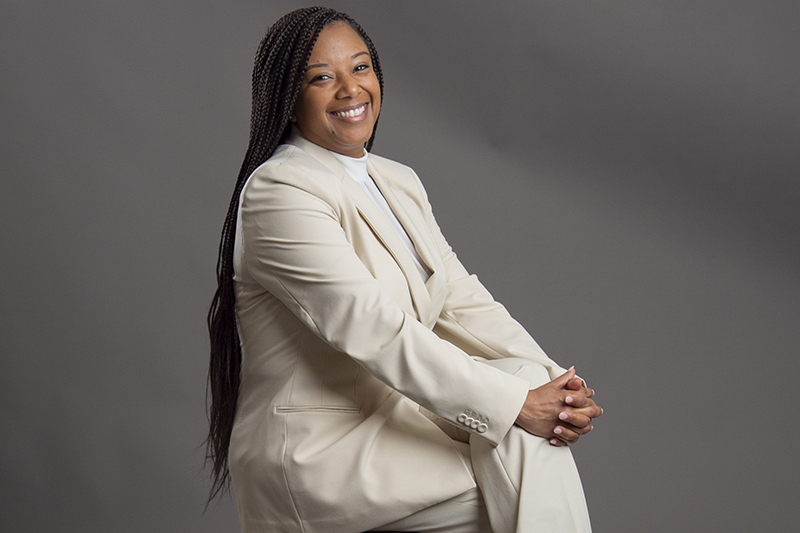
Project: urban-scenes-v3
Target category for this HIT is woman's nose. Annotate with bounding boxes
[336,75,360,98]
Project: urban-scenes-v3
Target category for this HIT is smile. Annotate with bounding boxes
[331,103,367,118]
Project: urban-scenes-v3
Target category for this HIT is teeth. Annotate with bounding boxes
[334,104,366,118]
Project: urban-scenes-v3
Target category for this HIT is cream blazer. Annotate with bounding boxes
[229,131,568,533]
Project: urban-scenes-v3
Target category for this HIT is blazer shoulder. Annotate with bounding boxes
[242,144,342,204]
[253,144,335,182]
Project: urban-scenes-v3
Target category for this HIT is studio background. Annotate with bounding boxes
[2,1,798,531]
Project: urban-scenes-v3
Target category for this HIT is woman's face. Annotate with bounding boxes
[292,22,381,157]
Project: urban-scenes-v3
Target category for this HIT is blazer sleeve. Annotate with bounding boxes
[411,170,570,381]
[239,153,530,446]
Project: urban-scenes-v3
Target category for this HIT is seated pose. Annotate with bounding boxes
[206,7,602,533]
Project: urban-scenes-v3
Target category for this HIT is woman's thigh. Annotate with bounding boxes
[368,486,491,533]
[368,441,492,533]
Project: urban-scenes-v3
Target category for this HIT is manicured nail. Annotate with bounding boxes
[590,424,594,431]
[554,427,562,434]
[569,366,575,371]
[559,412,569,420]
[565,396,574,404]
[600,408,604,415]
[550,439,559,445]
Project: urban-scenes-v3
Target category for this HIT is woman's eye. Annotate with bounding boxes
[354,64,370,72]
[311,74,331,82]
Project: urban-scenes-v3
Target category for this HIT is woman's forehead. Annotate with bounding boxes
[309,22,368,60]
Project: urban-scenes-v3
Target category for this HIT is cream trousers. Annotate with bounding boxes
[370,358,592,533]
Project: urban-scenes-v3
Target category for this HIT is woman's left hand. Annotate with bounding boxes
[550,376,601,446]
[515,368,602,446]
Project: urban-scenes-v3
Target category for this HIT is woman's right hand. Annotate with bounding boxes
[514,367,602,446]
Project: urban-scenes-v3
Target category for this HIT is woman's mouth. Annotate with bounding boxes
[331,103,367,118]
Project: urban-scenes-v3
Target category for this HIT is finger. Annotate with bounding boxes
[558,410,593,429]
[563,422,594,436]
[567,387,600,406]
[553,425,580,444]
[550,367,576,389]
[549,438,567,447]
[565,377,584,391]
[555,421,594,438]
[581,402,603,419]
[564,391,591,407]
[567,402,603,420]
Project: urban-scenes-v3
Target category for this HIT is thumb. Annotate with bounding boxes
[550,366,576,389]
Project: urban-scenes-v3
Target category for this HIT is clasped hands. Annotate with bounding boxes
[515,367,602,446]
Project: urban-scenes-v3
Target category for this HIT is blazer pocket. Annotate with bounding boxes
[274,405,361,414]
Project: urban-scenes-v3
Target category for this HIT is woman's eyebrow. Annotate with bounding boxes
[307,51,368,71]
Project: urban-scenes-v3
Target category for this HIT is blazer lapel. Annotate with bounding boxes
[366,159,440,279]
[366,158,445,327]
[287,132,435,325]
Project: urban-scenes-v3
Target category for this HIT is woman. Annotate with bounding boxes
[207,7,602,533]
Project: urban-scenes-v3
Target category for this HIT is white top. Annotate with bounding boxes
[331,150,431,283]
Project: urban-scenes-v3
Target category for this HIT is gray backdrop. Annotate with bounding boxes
[2,1,798,531]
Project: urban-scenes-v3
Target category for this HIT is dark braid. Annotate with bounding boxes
[206,7,384,502]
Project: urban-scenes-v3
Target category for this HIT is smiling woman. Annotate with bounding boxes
[206,6,601,533]
[291,22,381,157]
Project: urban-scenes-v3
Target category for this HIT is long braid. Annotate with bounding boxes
[206,7,384,501]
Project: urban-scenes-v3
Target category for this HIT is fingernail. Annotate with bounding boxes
[601,408,604,415]
[590,424,594,431]
[559,412,568,420]
[568,366,575,371]
[550,439,559,445]
[554,427,562,434]
[565,396,573,404]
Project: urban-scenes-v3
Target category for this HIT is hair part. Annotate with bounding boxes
[205,7,384,502]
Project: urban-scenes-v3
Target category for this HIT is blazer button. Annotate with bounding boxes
[457,413,467,424]
[470,420,480,429]
[477,423,488,433]
[463,416,474,427]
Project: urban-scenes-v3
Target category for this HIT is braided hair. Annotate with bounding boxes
[206,6,384,501]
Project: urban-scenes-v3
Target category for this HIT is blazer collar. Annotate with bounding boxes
[286,130,439,326]
[286,129,350,180]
